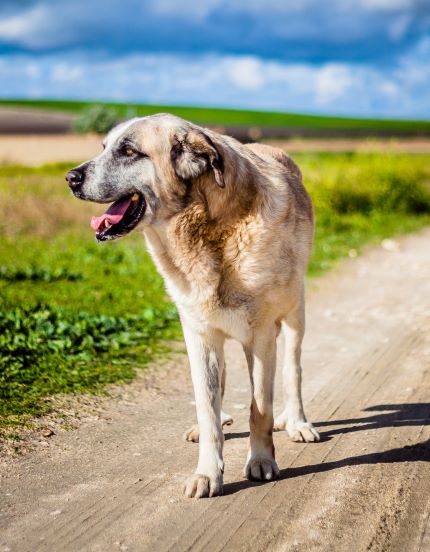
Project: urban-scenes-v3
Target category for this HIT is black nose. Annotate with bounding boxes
[65,169,84,191]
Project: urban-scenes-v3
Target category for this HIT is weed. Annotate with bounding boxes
[0,304,178,419]
[72,104,118,134]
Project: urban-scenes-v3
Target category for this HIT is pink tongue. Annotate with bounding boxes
[91,196,133,231]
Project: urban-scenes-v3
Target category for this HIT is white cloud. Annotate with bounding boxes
[25,62,41,79]
[361,0,413,10]
[388,14,412,40]
[314,64,354,106]
[148,0,222,20]
[379,81,399,96]
[0,4,45,44]
[0,3,74,48]
[226,57,266,90]
[0,50,429,118]
[51,63,84,82]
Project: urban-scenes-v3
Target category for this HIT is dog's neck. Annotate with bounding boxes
[191,142,258,222]
[142,153,261,306]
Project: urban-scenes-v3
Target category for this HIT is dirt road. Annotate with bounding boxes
[1,230,430,552]
[2,134,430,167]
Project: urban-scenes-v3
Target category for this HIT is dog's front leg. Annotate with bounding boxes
[243,325,280,481]
[182,322,224,498]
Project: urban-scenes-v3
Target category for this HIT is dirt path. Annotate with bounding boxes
[2,134,430,167]
[0,134,102,165]
[1,230,430,552]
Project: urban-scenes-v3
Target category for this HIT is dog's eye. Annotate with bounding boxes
[120,144,148,159]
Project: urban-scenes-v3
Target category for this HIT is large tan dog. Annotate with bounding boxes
[66,114,320,498]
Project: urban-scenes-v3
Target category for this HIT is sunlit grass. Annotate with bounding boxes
[296,152,430,275]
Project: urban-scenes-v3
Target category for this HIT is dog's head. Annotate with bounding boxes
[66,114,225,241]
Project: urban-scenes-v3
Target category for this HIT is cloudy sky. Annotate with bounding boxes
[0,0,429,117]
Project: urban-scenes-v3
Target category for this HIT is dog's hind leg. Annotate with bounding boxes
[184,355,233,443]
[274,299,320,442]
[220,361,234,427]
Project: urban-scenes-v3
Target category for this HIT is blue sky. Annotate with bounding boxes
[0,0,429,118]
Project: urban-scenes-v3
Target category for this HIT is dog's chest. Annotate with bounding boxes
[166,276,252,343]
[144,222,256,343]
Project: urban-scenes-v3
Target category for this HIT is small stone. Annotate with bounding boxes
[381,238,400,252]
[41,428,55,438]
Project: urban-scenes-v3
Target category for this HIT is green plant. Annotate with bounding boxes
[0,304,178,418]
[0,266,83,282]
[306,154,430,216]
[73,104,118,134]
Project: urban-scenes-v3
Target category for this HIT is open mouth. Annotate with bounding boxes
[90,193,146,242]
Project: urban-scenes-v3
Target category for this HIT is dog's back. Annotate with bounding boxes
[245,142,313,225]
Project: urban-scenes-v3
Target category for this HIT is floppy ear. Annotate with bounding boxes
[171,130,225,188]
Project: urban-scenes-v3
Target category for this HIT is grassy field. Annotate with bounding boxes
[1,99,430,134]
[1,152,430,437]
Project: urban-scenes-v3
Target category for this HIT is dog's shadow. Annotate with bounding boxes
[223,402,430,496]
[314,402,430,437]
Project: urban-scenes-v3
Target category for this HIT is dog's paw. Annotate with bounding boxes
[183,473,223,498]
[287,420,320,443]
[183,412,234,444]
[274,413,320,443]
[244,456,280,481]
[183,424,200,443]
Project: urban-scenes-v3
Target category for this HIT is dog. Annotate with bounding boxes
[66,114,320,498]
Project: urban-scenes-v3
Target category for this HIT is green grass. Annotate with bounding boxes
[1,153,430,435]
[299,152,430,275]
[2,98,430,133]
